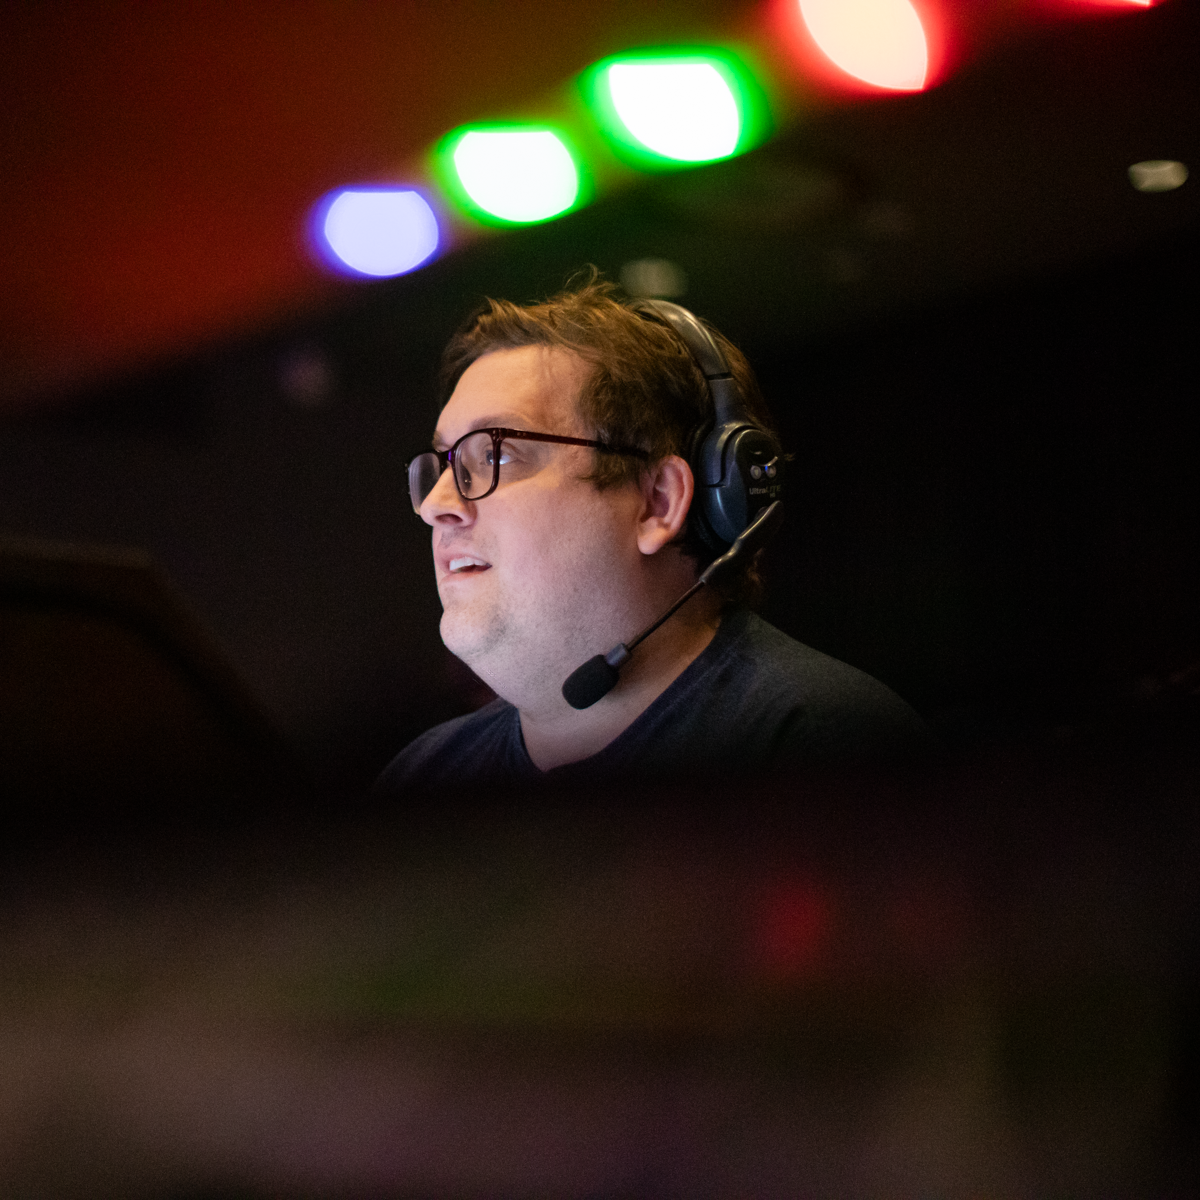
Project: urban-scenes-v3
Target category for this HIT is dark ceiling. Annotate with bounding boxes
[2,0,1197,410]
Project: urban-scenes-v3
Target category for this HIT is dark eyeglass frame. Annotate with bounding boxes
[407,426,648,513]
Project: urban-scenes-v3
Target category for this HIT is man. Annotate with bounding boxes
[377,278,928,792]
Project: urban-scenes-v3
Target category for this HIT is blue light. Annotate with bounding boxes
[319,189,440,277]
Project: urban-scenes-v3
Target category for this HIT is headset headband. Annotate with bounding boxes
[631,299,746,428]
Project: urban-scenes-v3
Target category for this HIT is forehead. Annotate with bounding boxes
[436,345,590,442]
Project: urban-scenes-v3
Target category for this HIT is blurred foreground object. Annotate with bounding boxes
[0,756,1195,1196]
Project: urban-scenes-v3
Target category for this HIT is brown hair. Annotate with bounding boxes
[439,271,777,603]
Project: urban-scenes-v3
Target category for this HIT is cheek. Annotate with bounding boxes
[505,497,609,583]
[548,500,631,580]
[507,516,589,586]
[488,474,638,586]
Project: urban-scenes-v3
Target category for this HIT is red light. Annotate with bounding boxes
[752,880,831,978]
[799,0,930,91]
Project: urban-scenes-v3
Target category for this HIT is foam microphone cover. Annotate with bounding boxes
[562,654,621,710]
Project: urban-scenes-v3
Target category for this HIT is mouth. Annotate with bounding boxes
[447,556,491,574]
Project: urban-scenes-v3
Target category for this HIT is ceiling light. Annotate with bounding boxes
[798,0,929,92]
[606,61,739,161]
[1128,160,1188,193]
[583,49,768,168]
[319,189,439,278]
[619,258,688,298]
[443,128,580,224]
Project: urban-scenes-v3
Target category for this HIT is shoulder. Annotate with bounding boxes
[373,698,525,796]
[676,609,934,765]
[727,611,894,702]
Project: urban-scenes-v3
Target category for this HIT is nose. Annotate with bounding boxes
[419,465,476,528]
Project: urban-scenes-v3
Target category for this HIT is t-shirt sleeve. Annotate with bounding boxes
[734,616,936,768]
[766,675,935,766]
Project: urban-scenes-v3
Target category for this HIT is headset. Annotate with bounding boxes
[560,299,787,709]
[630,299,785,551]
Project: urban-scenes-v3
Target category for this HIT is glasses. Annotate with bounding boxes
[407,426,648,513]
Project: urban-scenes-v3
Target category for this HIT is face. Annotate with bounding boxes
[420,345,645,707]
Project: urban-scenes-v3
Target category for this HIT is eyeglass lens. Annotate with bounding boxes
[453,430,500,500]
[408,453,443,513]
[408,430,502,513]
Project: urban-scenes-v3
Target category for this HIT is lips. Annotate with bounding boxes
[435,532,492,579]
[447,555,490,573]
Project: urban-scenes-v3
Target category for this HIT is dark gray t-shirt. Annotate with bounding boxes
[376,609,930,794]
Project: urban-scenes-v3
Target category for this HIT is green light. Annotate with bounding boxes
[442,127,580,224]
[583,49,769,169]
[609,62,739,161]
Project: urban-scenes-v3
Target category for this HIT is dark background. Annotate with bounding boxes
[2,214,1196,790]
[1,5,1198,1196]
[3,2,1198,790]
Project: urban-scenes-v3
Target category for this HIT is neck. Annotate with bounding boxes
[517,587,723,772]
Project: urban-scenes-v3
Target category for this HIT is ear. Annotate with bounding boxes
[635,455,694,557]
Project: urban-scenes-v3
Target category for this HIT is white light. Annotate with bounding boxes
[799,0,929,92]
[321,189,439,277]
[452,130,579,223]
[607,62,740,162]
[1128,160,1188,193]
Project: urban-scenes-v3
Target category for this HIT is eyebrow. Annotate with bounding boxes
[431,415,532,452]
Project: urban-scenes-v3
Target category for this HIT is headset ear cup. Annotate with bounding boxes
[691,498,724,556]
[697,424,787,549]
[686,420,711,475]
[685,422,724,554]
[634,298,786,555]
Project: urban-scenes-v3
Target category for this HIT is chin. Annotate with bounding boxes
[439,606,503,670]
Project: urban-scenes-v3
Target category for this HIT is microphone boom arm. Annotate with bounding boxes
[561,502,784,710]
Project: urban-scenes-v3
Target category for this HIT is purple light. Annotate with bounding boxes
[316,188,440,278]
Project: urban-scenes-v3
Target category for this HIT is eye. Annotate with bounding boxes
[485,443,515,468]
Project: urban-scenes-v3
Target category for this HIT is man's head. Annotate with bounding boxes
[438,276,776,569]
[417,276,777,708]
